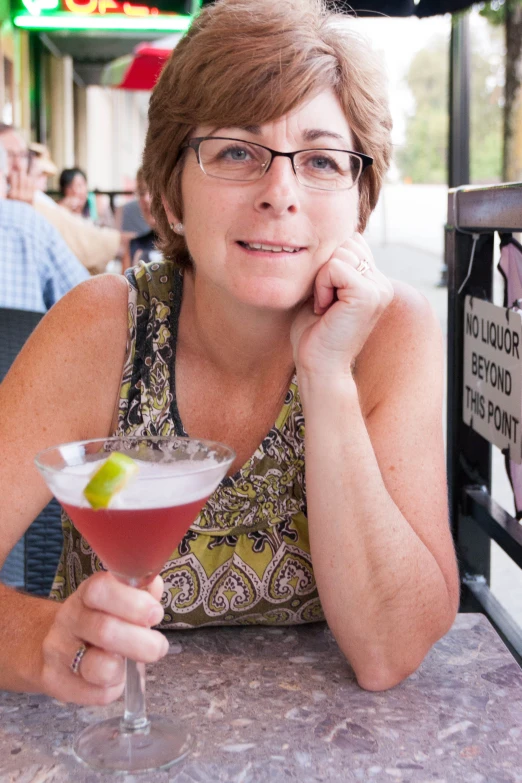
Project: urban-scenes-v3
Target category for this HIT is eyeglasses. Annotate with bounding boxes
[182,136,373,191]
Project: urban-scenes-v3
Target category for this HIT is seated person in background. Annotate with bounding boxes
[58,167,89,217]
[0,122,31,176]
[0,0,458,704]
[58,167,114,228]
[0,126,122,275]
[113,180,150,238]
[122,167,161,270]
[0,145,89,313]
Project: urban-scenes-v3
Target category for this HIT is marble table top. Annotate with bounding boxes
[1,613,522,783]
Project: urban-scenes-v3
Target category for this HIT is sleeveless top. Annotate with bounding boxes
[50,260,324,628]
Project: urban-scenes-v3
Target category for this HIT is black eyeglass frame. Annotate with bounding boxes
[181,136,374,190]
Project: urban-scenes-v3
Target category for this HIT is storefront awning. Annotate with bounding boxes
[101,34,180,89]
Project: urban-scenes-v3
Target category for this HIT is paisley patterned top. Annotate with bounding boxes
[50,260,324,627]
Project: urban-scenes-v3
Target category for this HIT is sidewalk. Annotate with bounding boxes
[373,241,522,627]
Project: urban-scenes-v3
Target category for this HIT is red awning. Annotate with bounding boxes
[101,35,180,90]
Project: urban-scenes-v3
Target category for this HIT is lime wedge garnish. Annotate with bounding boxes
[83,452,139,510]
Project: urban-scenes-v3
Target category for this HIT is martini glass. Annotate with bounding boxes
[35,436,235,775]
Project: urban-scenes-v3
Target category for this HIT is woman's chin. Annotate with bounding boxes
[229,279,311,312]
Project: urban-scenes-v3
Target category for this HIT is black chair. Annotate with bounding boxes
[0,308,64,596]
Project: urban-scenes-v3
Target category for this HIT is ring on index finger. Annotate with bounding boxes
[355,258,371,276]
[71,642,89,676]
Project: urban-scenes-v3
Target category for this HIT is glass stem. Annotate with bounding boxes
[122,659,150,733]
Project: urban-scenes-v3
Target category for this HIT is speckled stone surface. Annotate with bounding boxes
[1,613,522,782]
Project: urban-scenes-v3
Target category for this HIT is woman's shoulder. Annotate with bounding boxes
[38,274,129,363]
[5,274,130,442]
[46,273,129,350]
[385,279,441,336]
[356,280,443,413]
[367,278,441,352]
[63,271,130,315]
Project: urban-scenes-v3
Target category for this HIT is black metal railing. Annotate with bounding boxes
[447,181,522,664]
[46,190,135,213]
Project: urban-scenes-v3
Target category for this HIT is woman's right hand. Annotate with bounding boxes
[40,572,167,705]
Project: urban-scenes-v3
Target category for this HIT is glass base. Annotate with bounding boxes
[73,715,193,774]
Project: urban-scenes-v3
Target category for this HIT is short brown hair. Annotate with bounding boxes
[135,166,146,191]
[143,0,392,267]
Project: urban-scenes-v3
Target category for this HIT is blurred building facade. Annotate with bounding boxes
[0,0,193,191]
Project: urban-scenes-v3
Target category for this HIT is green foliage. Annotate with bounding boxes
[479,1,522,26]
[480,1,507,25]
[397,41,449,183]
[397,30,503,184]
[469,32,503,183]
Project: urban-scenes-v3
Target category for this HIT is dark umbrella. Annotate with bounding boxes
[325,0,477,15]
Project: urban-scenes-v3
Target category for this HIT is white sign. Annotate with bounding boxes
[463,297,522,463]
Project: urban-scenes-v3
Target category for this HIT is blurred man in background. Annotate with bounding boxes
[0,144,89,313]
[0,123,31,176]
[0,124,121,274]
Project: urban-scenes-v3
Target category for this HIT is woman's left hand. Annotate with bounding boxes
[291,233,394,378]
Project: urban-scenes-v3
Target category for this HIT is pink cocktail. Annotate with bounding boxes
[60,498,209,586]
[35,436,235,774]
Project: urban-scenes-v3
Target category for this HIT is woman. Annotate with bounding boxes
[59,167,113,227]
[0,0,458,706]
[58,167,90,217]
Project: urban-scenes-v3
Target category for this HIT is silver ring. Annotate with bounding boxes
[71,643,88,676]
[355,258,371,275]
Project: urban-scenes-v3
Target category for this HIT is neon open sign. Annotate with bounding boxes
[14,0,193,30]
[21,0,160,14]
[64,0,159,15]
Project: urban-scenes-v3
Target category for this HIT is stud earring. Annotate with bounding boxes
[170,222,184,235]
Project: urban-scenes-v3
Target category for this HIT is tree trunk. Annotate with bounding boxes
[504,2,522,180]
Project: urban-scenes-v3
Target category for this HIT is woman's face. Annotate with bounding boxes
[67,173,88,203]
[170,88,360,311]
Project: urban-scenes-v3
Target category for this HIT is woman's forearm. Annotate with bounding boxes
[0,584,58,692]
[299,372,455,691]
